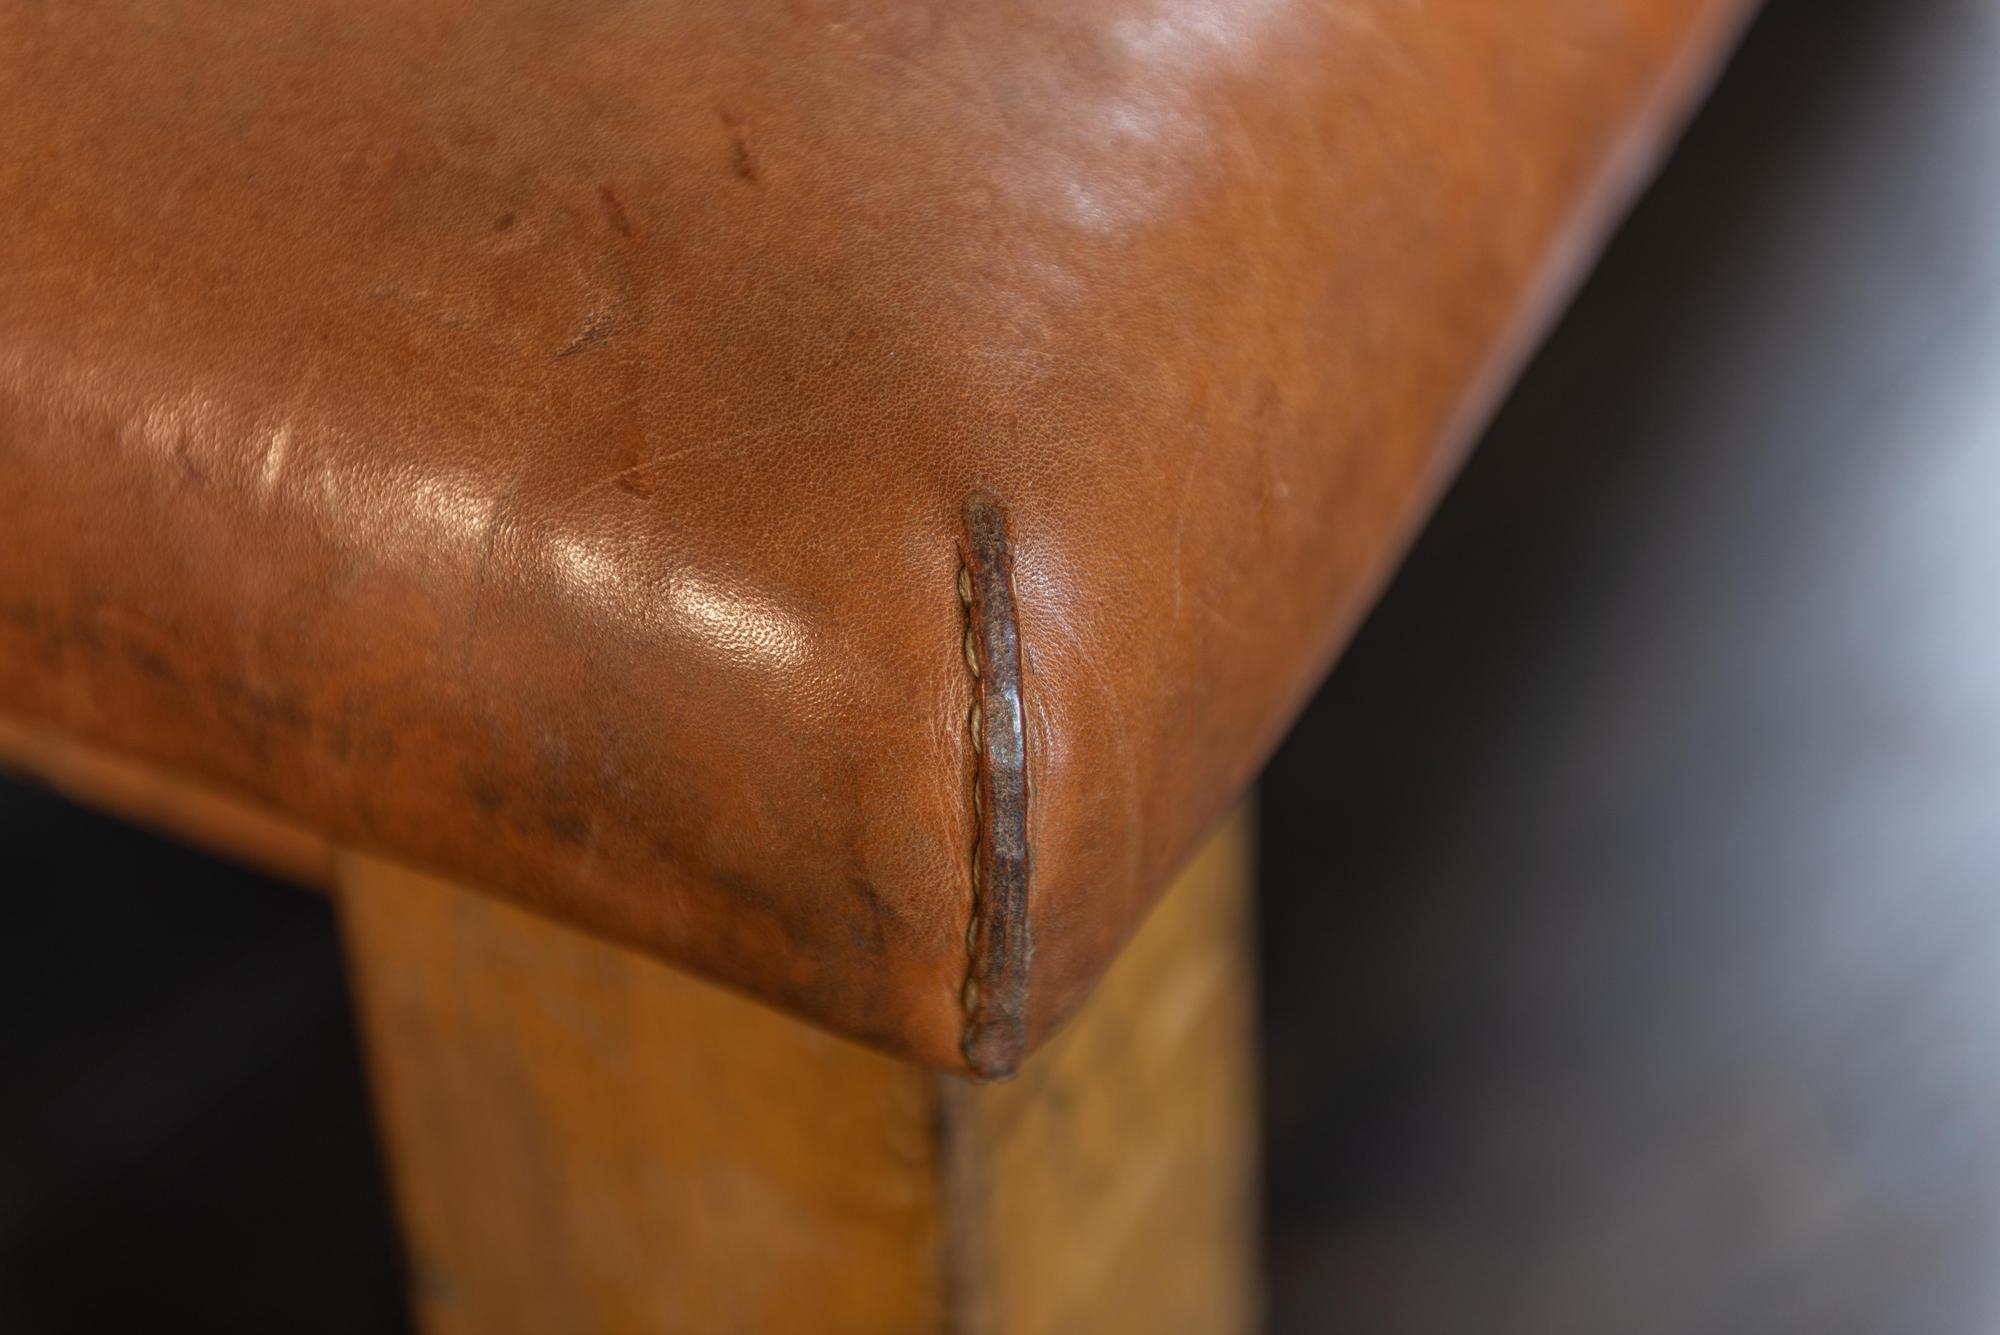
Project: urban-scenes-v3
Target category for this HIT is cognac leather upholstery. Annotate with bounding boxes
[0,0,1755,1075]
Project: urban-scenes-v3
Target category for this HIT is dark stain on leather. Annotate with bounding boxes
[0,599,43,634]
[717,107,758,184]
[542,805,592,847]
[326,702,397,768]
[842,861,893,956]
[5,602,182,694]
[959,490,1031,1080]
[595,181,635,238]
[464,770,506,816]
[210,677,311,735]
[116,638,175,684]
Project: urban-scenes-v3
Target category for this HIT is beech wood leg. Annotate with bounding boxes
[337,803,1259,1335]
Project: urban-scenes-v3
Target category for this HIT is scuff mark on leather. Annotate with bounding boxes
[556,307,615,358]
[957,490,1031,1080]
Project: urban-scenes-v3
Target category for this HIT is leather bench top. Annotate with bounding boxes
[0,0,1755,1075]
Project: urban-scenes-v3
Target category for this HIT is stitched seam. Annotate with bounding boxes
[956,491,1031,1080]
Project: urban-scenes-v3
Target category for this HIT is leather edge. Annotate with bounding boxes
[0,709,336,889]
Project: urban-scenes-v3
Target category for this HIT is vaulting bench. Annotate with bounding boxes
[0,0,1755,1328]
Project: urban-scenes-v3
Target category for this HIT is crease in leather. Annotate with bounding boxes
[958,491,1030,1080]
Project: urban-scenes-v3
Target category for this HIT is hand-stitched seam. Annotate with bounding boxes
[956,490,1031,1080]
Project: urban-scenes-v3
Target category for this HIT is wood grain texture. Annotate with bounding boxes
[338,803,1257,1334]
[339,862,944,1334]
[942,803,1261,1334]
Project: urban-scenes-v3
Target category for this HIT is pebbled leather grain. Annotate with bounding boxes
[0,0,1757,1072]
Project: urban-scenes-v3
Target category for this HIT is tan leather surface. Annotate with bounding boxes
[0,0,1755,1073]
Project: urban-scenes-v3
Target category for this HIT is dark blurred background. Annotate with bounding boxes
[6,0,2000,1329]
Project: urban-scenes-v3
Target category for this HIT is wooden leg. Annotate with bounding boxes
[337,803,1259,1335]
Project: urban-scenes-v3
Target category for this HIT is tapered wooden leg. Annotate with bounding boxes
[337,803,1258,1335]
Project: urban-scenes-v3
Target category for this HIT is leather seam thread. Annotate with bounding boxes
[956,491,1031,1080]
